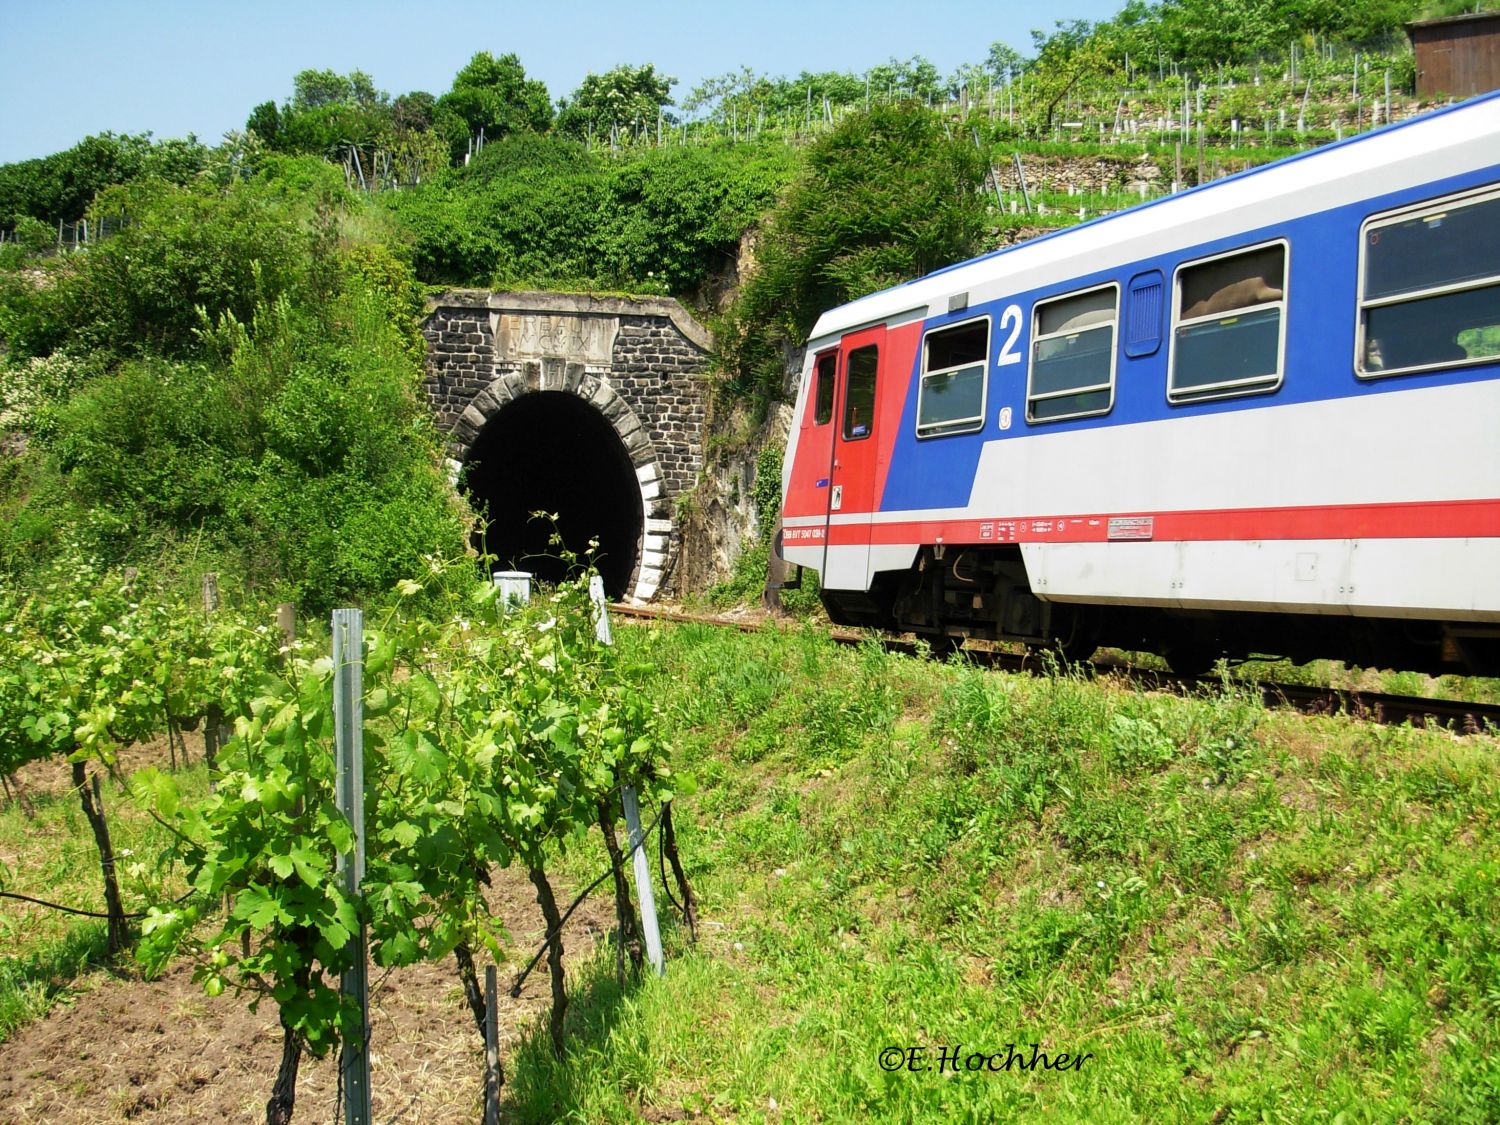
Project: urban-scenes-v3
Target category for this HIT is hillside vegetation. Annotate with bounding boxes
[2,0,1492,599]
[510,620,1499,1122]
[0,166,464,609]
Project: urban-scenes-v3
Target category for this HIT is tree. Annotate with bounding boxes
[0,134,145,227]
[1023,21,1122,132]
[555,63,677,140]
[682,67,868,132]
[985,42,1030,84]
[290,68,384,111]
[682,66,760,119]
[436,52,552,160]
[246,101,283,148]
[278,102,390,159]
[864,55,945,103]
[392,90,437,133]
[269,70,396,160]
[723,103,988,402]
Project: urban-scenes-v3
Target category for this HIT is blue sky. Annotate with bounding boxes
[0,0,1129,164]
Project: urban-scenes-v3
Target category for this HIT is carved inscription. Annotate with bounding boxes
[492,313,618,366]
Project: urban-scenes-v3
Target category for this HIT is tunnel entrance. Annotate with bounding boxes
[462,391,643,598]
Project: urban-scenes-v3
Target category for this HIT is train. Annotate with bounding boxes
[774,91,1500,676]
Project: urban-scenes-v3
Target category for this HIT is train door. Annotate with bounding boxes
[824,324,886,591]
[782,349,840,573]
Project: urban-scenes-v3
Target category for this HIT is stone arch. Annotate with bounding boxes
[449,366,671,603]
[423,291,710,602]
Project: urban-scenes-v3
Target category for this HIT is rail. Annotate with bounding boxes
[610,603,1500,735]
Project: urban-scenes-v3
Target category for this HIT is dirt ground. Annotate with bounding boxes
[0,848,617,1124]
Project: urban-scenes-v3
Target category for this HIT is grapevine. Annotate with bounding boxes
[1,549,683,1123]
[133,560,677,1122]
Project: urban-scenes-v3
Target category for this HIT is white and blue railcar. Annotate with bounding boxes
[777,92,1500,674]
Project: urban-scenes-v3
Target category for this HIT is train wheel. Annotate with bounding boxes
[1166,642,1219,678]
[1051,609,1099,664]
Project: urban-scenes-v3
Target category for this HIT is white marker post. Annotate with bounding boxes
[589,576,664,976]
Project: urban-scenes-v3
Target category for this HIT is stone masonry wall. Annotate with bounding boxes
[611,315,708,500]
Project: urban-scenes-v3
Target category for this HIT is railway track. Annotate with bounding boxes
[609,603,1500,736]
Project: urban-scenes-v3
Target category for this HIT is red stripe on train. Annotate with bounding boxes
[818,498,1500,546]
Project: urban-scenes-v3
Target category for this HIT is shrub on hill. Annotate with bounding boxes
[381,133,796,295]
[0,174,464,610]
[719,102,989,405]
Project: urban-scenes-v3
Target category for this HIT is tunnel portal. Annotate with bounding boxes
[464,392,642,599]
[423,291,711,603]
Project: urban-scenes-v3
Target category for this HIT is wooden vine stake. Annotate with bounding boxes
[484,965,502,1125]
[200,573,229,778]
[529,864,568,1057]
[597,797,645,981]
[660,802,699,942]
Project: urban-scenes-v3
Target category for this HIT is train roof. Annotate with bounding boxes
[807,88,1500,346]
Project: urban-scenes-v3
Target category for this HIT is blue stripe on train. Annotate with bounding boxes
[878,163,1500,514]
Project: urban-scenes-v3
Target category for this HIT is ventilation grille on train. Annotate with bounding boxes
[1124,270,1165,358]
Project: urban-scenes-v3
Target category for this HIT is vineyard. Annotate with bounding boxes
[0,552,692,1122]
[3,556,1500,1121]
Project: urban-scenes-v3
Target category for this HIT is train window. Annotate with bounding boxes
[842,345,878,441]
[1027,285,1117,422]
[1169,242,1286,402]
[1358,186,1500,378]
[812,351,836,426]
[916,317,989,437]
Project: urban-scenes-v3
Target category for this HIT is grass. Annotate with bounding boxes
[0,922,110,1042]
[512,620,1500,1123]
[0,750,208,1044]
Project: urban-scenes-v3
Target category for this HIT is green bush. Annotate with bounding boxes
[1,173,465,608]
[210,284,465,612]
[592,142,795,295]
[36,358,237,543]
[381,133,794,294]
[0,263,75,358]
[720,103,988,403]
[0,132,207,231]
[65,179,319,357]
[12,216,53,256]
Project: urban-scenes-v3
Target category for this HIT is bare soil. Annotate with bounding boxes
[7,729,194,806]
[0,864,617,1124]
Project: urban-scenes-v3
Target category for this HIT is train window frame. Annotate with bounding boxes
[915,315,991,439]
[841,344,879,442]
[1026,283,1119,424]
[1167,239,1289,404]
[1355,184,1500,380]
[809,350,837,427]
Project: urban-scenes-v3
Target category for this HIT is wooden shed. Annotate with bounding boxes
[1407,11,1500,99]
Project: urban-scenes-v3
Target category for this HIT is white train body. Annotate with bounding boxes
[777,93,1500,673]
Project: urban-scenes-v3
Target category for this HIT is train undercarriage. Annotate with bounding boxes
[813,545,1500,678]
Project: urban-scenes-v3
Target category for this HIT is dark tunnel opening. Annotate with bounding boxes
[462,392,643,598]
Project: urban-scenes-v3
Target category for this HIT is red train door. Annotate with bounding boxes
[825,324,886,591]
[782,349,839,571]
